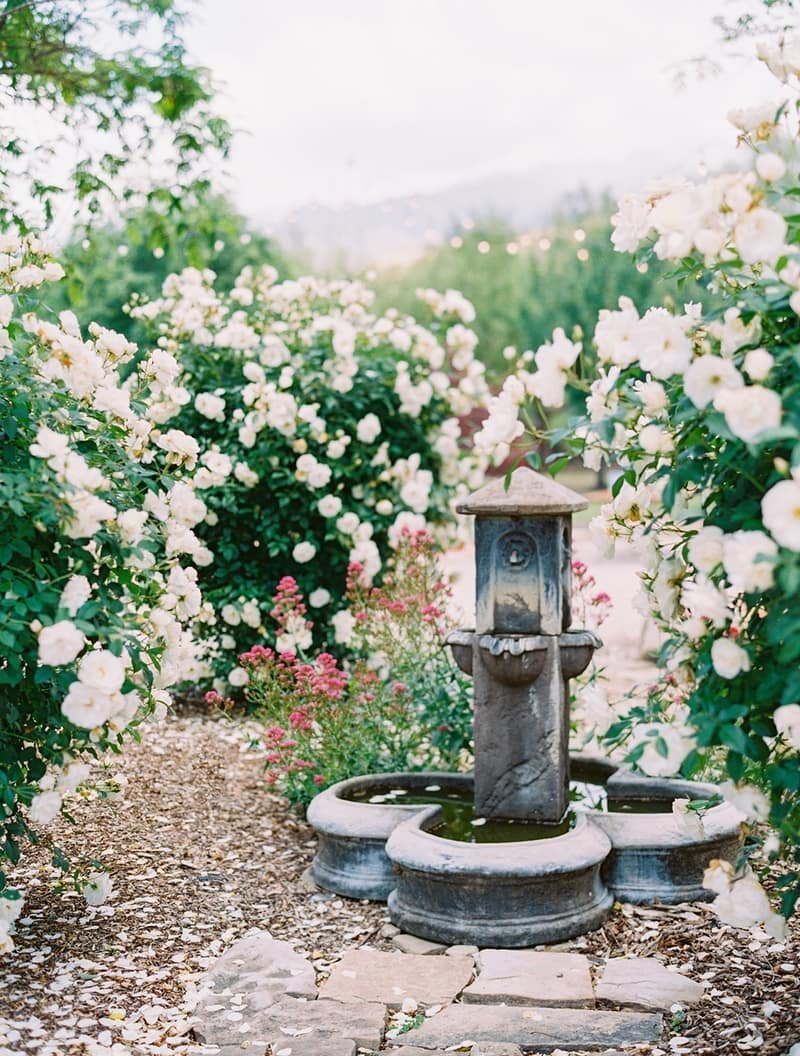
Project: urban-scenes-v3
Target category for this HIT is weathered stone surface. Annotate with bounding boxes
[192,931,316,1047]
[270,1039,355,1056]
[447,944,480,959]
[464,950,594,1007]
[390,1003,662,1052]
[261,997,385,1051]
[470,1045,524,1056]
[319,949,474,1009]
[596,957,705,1010]
[392,933,447,955]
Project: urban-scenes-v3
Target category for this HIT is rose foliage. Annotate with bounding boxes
[475,38,800,928]
[0,236,208,950]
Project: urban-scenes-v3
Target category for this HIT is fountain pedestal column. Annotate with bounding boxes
[454,467,598,823]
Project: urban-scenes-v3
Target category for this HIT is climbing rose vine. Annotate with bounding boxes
[475,37,800,928]
[131,270,489,685]
[0,237,207,951]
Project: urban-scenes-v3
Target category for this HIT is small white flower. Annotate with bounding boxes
[773,703,800,750]
[734,207,787,265]
[756,152,787,183]
[332,609,355,645]
[38,621,85,667]
[688,525,725,574]
[318,495,342,518]
[228,666,249,687]
[77,649,126,694]
[356,413,382,443]
[81,871,113,907]
[762,478,800,550]
[292,541,316,563]
[28,789,62,826]
[58,575,92,617]
[720,781,770,821]
[743,348,774,381]
[711,637,751,679]
[309,588,331,607]
[714,385,781,443]
[61,682,116,729]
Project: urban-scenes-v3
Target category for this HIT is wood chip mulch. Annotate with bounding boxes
[0,711,797,1056]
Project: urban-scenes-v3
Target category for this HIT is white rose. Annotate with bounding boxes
[714,385,781,443]
[228,666,249,687]
[734,207,787,265]
[774,704,800,749]
[755,152,787,182]
[0,294,12,327]
[720,781,770,821]
[77,649,126,693]
[711,637,751,679]
[356,413,382,444]
[637,308,693,379]
[221,604,241,626]
[375,499,393,516]
[743,348,774,381]
[688,525,725,573]
[630,722,694,778]
[38,620,85,667]
[81,871,113,907]
[336,512,360,536]
[28,789,62,827]
[684,356,743,409]
[722,530,778,593]
[638,423,673,454]
[762,478,800,550]
[59,575,91,617]
[318,495,343,518]
[309,588,331,607]
[292,541,316,563]
[327,439,347,459]
[118,509,149,544]
[61,682,117,729]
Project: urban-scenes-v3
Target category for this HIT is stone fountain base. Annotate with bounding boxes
[385,807,613,947]
[306,755,744,939]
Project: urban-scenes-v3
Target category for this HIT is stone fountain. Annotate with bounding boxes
[307,467,744,946]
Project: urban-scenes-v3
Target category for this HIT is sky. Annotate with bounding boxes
[184,0,779,222]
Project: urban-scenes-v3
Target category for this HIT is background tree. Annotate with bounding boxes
[0,0,229,237]
[375,195,711,381]
[51,194,292,343]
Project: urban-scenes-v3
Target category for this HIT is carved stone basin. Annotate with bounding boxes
[476,633,548,686]
[559,629,603,678]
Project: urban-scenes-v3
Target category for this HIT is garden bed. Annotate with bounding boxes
[1,710,798,1055]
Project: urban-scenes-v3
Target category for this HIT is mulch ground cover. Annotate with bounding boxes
[1,710,797,1056]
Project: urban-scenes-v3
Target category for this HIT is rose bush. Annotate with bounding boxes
[0,236,206,949]
[130,270,489,685]
[474,37,800,926]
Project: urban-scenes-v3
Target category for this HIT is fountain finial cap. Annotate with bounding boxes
[456,466,587,516]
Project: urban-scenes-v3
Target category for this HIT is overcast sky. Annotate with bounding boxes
[185,1,777,221]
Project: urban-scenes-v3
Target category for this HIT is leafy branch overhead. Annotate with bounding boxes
[0,0,231,232]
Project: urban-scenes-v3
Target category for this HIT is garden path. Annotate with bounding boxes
[2,712,798,1055]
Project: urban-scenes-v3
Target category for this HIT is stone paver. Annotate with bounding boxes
[447,944,480,959]
[319,949,474,1009]
[470,1045,524,1055]
[596,957,705,1011]
[192,931,316,1047]
[463,950,594,1007]
[271,1039,355,1056]
[389,1003,662,1052]
[392,933,447,955]
[260,996,386,1051]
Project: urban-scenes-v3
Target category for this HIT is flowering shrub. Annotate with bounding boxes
[130,271,489,683]
[236,530,473,807]
[474,38,800,924]
[0,236,206,948]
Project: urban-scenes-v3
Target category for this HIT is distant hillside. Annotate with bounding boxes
[260,152,705,270]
